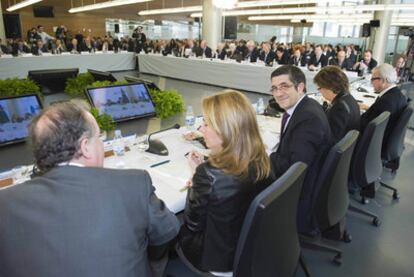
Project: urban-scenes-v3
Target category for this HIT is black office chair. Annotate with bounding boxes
[300,130,359,265]
[380,105,413,199]
[348,111,390,226]
[233,162,309,277]
[176,162,310,277]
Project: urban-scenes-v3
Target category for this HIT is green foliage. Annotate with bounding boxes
[149,88,185,118]
[0,78,42,100]
[64,72,95,99]
[90,107,116,132]
[87,80,128,89]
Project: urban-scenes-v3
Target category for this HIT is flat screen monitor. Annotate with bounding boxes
[86,83,156,122]
[0,94,42,147]
[28,68,79,94]
[87,69,117,82]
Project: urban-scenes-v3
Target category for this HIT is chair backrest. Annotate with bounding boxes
[313,130,359,231]
[351,111,390,188]
[233,162,307,277]
[384,105,413,161]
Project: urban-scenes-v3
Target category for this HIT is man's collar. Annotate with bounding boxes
[378,84,396,98]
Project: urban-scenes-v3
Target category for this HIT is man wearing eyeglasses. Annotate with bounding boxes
[269,65,332,234]
[360,63,408,158]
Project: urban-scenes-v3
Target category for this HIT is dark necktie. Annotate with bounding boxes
[281,112,290,133]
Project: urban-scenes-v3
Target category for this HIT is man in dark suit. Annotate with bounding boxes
[328,50,354,71]
[259,42,276,66]
[353,49,378,74]
[270,65,332,234]
[314,66,360,143]
[12,39,31,56]
[31,39,49,55]
[245,40,259,62]
[360,63,408,157]
[0,101,179,277]
[308,44,328,70]
[195,39,213,58]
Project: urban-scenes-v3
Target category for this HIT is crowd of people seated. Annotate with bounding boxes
[0,26,409,78]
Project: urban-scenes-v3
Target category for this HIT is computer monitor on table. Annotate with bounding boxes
[85,82,156,122]
[87,69,117,82]
[0,94,43,147]
[28,68,79,94]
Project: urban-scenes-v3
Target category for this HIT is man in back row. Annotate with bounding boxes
[0,101,179,277]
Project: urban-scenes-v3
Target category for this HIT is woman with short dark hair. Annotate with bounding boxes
[314,65,360,142]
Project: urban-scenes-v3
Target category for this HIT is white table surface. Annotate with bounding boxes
[0,52,136,79]
[137,53,362,95]
[0,115,281,214]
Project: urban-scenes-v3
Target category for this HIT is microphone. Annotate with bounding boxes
[146,124,181,156]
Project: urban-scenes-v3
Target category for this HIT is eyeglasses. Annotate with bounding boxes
[370,77,382,82]
[269,83,295,93]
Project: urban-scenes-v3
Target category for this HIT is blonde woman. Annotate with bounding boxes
[178,90,273,276]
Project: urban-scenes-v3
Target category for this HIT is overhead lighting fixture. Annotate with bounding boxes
[213,0,238,9]
[69,0,153,13]
[249,14,373,21]
[6,0,43,12]
[138,5,201,15]
[236,0,345,8]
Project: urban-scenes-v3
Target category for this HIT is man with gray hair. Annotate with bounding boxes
[0,100,179,277]
[360,63,408,156]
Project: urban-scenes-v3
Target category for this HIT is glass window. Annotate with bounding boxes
[340,25,354,38]
[310,23,325,36]
[325,23,339,37]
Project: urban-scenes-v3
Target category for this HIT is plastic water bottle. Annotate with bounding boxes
[185,106,195,130]
[112,129,125,156]
[257,98,265,115]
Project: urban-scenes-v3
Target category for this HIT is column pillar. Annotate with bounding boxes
[202,0,222,48]
[292,27,304,44]
[0,1,6,41]
[371,0,393,64]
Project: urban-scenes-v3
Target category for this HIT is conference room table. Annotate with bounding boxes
[0,115,281,214]
[0,51,136,79]
[137,53,363,95]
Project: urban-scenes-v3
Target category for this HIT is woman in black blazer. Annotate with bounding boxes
[314,65,361,143]
[178,90,273,275]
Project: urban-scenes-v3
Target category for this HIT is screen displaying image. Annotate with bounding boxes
[87,83,156,121]
[0,95,42,145]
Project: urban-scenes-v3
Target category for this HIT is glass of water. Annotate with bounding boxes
[137,135,149,152]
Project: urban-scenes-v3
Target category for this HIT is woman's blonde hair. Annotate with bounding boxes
[202,90,271,181]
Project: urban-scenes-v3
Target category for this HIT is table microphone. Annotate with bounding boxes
[146,124,181,156]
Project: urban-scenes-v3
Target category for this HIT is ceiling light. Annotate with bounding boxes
[69,0,153,13]
[6,0,43,12]
[213,0,238,9]
[138,5,201,16]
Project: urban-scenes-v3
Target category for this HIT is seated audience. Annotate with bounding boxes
[178,90,273,275]
[245,40,259,62]
[259,42,276,66]
[235,39,248,59]
[308,44,328,70]
[288,46,306,67]
[0,38,9,54]
[195,39,212,58]
[216,42,227,60]
[27,27,41,45]
[12,39,31,56]
[303,42,313,64]
[275,46,289,65]
[328,50,354,71]
[394,56,408,81]
[53,39,67,54]
[0,100,179,277]
[353,49,378,74]
[269,65,332,234]
[81,36,95,52]
[67,38,80,54]
[31,39,49,55]
[360,63,408,157]
[314,66,360,142]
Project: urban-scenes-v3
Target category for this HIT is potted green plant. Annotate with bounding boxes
[0,78,42,100]
[149,88,185,118]
[64,73,95,99]
[90,107,116,140]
